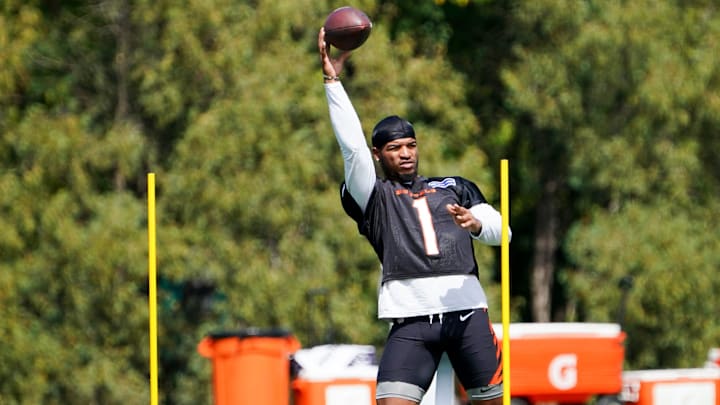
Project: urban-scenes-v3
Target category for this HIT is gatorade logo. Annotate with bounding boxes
[548,353,578,390]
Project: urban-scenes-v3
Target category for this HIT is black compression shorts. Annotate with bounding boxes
[376,308,503,402]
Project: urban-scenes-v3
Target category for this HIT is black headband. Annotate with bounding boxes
[371,115,415,148]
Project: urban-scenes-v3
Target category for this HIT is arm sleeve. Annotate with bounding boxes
[325,82,375,212]
[470,203,512,245]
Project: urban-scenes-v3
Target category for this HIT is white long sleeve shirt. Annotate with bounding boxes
[325,81,511,319]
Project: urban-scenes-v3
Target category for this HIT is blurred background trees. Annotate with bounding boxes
[1,0,718,403]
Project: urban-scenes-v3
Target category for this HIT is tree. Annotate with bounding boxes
[567,199,720,369]
[499,0,720,365]
[1,0,499,403]
[3,0,719,402]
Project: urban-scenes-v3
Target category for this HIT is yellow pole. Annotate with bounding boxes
[147,173,159,405]
[500,160,511,405]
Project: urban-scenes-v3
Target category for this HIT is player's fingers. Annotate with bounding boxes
[319,29,333,59]
[446,204,460,215]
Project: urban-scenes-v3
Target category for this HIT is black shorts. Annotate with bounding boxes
[376,308,503,401]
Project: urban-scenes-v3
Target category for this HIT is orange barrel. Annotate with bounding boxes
[198,328,301,405]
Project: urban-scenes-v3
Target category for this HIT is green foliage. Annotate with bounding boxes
[500,0,720,365]
[2,0,720,403]
[566,201,720,369]
[0,110,149,403]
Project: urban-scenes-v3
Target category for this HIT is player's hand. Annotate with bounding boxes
[446,204,482,235]
[318,27,351,79]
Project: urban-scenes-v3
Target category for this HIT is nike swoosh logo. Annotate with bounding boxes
[473,384,498,396]
[459,310,475,322]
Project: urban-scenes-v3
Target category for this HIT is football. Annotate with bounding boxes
[323,6,372,51]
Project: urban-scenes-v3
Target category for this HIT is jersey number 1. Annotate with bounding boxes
[412,197,440,255]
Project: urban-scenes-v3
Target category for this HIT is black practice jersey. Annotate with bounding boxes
[341,176,488,283]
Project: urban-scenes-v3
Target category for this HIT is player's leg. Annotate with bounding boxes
[444,309,504,405]
[376,318,443,404]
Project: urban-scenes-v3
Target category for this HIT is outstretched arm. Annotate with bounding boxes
[319,28,376,212]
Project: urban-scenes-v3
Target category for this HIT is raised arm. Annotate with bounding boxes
[319,28,375,211]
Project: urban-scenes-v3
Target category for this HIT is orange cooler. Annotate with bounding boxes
[495,323,626,404]
[292,366,378,405]
[621,368,720,405]
[198,329,301,405]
